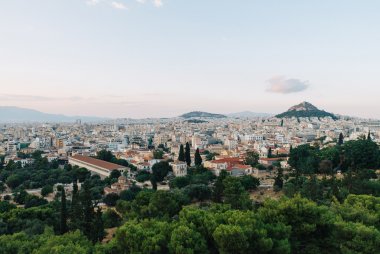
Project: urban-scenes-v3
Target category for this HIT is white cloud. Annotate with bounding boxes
[266,76,309,94]
[111,1,127,10]
[136,0,146,3]
[153,0,163,7]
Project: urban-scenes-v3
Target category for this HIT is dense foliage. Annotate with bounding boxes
[0,138,378,253]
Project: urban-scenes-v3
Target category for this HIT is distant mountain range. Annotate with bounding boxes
[227,111,272,118]
[179,111,227,119]
[0,106,108,123]
[275,102,337,119]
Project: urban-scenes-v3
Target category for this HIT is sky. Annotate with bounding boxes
[0,0,380,119]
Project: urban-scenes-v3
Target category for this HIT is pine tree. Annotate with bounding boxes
[60,186,68,234]
[194,148,202,166]
[178,144,185,162]
[185,142,191,166]
[338,133,344,145]
[368,131,372,141]
[280,119,284,127]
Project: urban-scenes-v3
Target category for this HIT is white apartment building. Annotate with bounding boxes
[170,161,188,177]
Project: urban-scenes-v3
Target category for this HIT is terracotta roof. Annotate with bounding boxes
[71,155,125,171]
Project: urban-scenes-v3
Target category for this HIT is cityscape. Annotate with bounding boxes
[1,1,380,254]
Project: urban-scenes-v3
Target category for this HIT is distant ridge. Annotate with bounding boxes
[0,106,108,123]
[179,111,226,119]
[276,102,337,119]
[227,111,271,118]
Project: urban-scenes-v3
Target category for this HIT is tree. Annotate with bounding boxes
[41,185,54,197]
[153,150,164,159]
[223,177,252,210]
[333,221,380,254]
[178,144,185,162]
[0,201,16,213]
[70,181,82,231]
[103,193,120,207]
[91,207,105,243]
[183,184,212,201]
[97,150,114,162]
[80,180,94,240]
[120,188,140,201]
[244,151,259,167]
[136,170,151,183]
[213,225,249,254]
[6,174,24,189]
[110,170,121,180]
[342,139,379,172]
[114,219,172,253]
[239,175,260,191]
[338,133,344,145]
[274,167,284,191]
[169,176,191,189]
[40,230,94,254]
[319,159,333,176]
[268,147,272,158]
[169,225,208,254]
[151,161,171,183]
[212,170,228,203]
[185,142,191,166]
[103,209,122,228]
[13,189,28,204]
[59,186,68,234]
[288,144,320,180]
[149,190,189,218]
[194,148,202,166]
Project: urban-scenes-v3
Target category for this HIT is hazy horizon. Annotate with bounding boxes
[1,1,380,118]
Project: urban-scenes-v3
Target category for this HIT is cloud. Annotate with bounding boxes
[111,1,127,10]
[153,0,163,7]
[266,76,309,94]
[136,0,146,3]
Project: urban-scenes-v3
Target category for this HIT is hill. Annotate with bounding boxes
[179,111,226,119]
[0,106,108,123]
[275,102,337,119]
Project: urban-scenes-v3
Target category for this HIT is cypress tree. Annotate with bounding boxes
[268,147,272,158]
[81,180,94,240]
[185,142,191,166]
[91,207,105,243]
[368,131,372,141]
[178,144,185,162]
[59,186,68,234]
[212,170,228,203]
[194,148,202,166]
[338,133,344,145]
[70,180,82,231]
[273,168,284,191]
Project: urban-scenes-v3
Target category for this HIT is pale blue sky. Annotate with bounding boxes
[0,0,379,118]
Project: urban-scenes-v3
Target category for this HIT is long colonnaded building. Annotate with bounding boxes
[68,154,127,178]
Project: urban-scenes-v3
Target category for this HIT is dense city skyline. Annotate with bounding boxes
[1,1,380,118]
